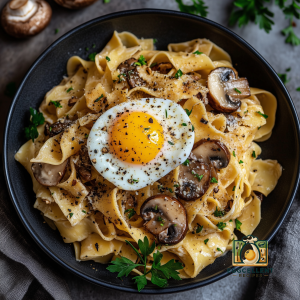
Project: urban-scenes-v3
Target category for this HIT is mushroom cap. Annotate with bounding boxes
[31,159,69,186]
[53,0,99,9]
[207,67,251,113]
[140,195,188,245]
[151,62,173,74]
[1,0,52,38]
[176,161,211,201]
[192,139,231,170]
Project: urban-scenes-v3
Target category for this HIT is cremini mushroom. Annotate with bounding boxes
[151,62,173,74]
[207,67,251,113]
[117,58,146,89]
[140,195,188,245]
[1,0,52,38]
[75,146,92,181]
[176,139,230,201]
[53,0,98,9]
[44,119,73,137]
[31,159,69,186]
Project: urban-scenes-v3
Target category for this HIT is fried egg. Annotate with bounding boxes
[87,98,194,190]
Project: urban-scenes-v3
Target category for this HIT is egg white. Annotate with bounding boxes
[87,98,194,190]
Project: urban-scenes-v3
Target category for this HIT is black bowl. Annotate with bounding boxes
[3,9,300,294]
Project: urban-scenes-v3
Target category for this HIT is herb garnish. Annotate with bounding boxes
[168,188,173,193]
[211,177,218,183]
[297,87,300,91]
[234,88,242,94]
[107,236,183,291]
[181,123,187,126]
[88,52,97,62]
[233,150,236,157]
[196,224,203,233]
[213,207,225,217]
[191,170,204,181]
[278,71,291,84]
[232,186,236,191]
[82,210,86,214]
[182,159,190,166]
[252,151,256,158]
[125,208,136,219]
[135,55,147,66]
[106,56,111,62]
[69,212,74,218]
[168,141,174,145]
[204,238,209,244]
[235,219,242,230]
[150,62,158,67]
[176,0,208,17]
[24,108,45,142]
[239,160,244,164]
[55,29,59,34]
[50,100,62,108]
[192,125,195,132]
[184,108,193,116]
[165,109,168,118]
[95,94,104,102]
[193,50,204,55]
[175,69,183,79]
[217,222,226,231]
[256,111,268,119]
[217,248,224,253]
[229,219,233,222]
[118,73,126,83]
[66,87,73,93]
[153,39,158,43]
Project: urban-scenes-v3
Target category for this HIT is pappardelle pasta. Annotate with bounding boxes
[15,31,282,286]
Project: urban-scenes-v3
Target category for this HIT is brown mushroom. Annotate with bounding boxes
[31,159,69,186]
[53,0,98,9]
[1,0,52,38]
[254,191,264,201]
[68,96,78,107]
[151,62,173,74]
[44,119,73,137]
[75,146,92,181]
[140,195,188,245]
[117,58,146,89]
[207,67,251,113]
[176,139,230,201]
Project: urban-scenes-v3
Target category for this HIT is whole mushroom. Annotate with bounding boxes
[207,67,251,113]
[1,0,52,38]
[53,0,99,9]
[140,195,188,245]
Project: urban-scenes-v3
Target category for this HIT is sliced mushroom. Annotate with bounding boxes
[192,139,230,170]
[44,119,73,137]
[176,161,211,201]
[31,159,69,186]
[53,0,98,9]
[75,146,92,181]
[207,67,251,113]
[117,58,146,89]
[151,62,173,74]
[1,0,52,38]
[254,191,264,201]
[140,195,188,245]
[68,96,78,107]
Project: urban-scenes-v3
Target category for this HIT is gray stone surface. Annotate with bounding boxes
[0,0,299,299]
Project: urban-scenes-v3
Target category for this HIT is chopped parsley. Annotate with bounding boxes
[168,188,173,193]
[239,160,244,164]
[69,212,74,218]
[233,151,236,157]
[153,38,158,43]
[135,55,147,66]
[150,62,157,67]
[213,207,225,217]
[50,100,62,108]
[252,151,256,158]
[296,87,300,91]
[168,141,174,145]
[144,128,150,130]
[232,186,236,192]
[196,224,203,233]
[118,73,126,83]
[193,50,203,55]
[106,56,111,62]
[82,210,86,214]
[217,222,226,231]
[154,205,158,211]
[204,238,209,244]
[131,179,139,184]
[125,208,136,219]
[191,170,204,182]
[258,126,261,130]
[229,219,233,222]
[85,134,89,139]
[95,94,104,102]
[165,109,168,118]
[175,69,183,79]
[174,184,179,188]
[183,159,190,166]
[244,110,248,114]
[256,111,268,119]
[192,125,195,132]
[217,248,223,253]
[24,108,45,142]
[235,219,242,230]
[181,123,187,126]
[88,52,97,62]
[211,177,218,183]
[184,108,193,116]
[66,87,73,93]
[234,88,242,94]
[55,28,59,34]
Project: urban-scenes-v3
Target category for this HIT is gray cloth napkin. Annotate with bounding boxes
[255,194,300,300]
[0,161,72,300]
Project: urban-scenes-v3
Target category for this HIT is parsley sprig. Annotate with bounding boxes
[24,108,45,142]
[135,55,147,66]
[107,237,183,291]
[176,0,208,17]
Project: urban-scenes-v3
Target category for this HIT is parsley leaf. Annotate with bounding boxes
[233,150,236,157]
[135,55,147,66]
[106,56,111,62]
[124,208,136,219]
[175,69,183,79]
[256,111,268,119]
[297,87,300,91]
[196,224,203,233]
[278,71,291,84]
[176,0,208,17]
[138,236,156,258]
[168,141,174,145]
[211,177,218,183]
[24,108,45,142]
[235,219,242,230]
[107,257,143,278]
[88,52,97,62]
[232,186,236,191]
[133,275,147,292]
[66,87,73,93]
[95,94,104,102]
[183,159,190,166]
[282,25,300,45]
[191,170,204,181]
[217,222,226,231]
[239,160,244,164]
[217,247,224,253]
[185,108,193,116]
[252,151,256,158]
[204,238,209,244]
[234,88,242,94]
[213,206,225,217]
[50,100,62,108]
[193,50,204,55]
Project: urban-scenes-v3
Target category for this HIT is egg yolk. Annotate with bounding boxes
[245,249,256,261]
[110,111,164,164]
